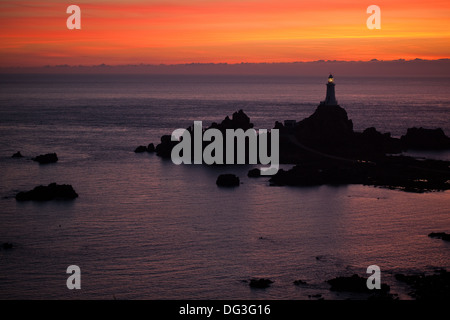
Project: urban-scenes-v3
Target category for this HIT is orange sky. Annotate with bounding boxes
[1,0,449,67]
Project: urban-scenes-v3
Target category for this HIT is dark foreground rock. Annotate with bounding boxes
[395,269,450,300]
[216,174,240,187]
[248,278,273,289]
[32,153,58,164]
[327,274,390,293]
[12,151,23,158]
[428,232,450,242]
[16,183,78,201]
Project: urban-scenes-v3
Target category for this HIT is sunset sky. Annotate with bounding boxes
[1,0,449,67]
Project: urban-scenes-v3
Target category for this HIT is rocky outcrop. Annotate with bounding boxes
[155,135,179,158]
[395,270,450,300]
[134,146,148,153]
[295,104,354,146]
[155,110,254,159]
[247,168,261,177]
[269,156,450,193]
[248,278,273,289]
[32,153,58,164]
[134,143,156,153]
[147,143,155,153]
[12,151,23,158]
[428,232,450,242]
[16,183,78,201]
[216,174,240,187]
[1,243,13,250]
[293,279,307,286]
[327,274,390,293]
[401,127,450,150]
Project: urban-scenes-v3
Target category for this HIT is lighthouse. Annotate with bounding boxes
[320,74,338,106]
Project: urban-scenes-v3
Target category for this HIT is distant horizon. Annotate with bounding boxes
[2,58,449,76]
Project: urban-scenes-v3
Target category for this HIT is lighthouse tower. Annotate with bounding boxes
[320,74,338,106]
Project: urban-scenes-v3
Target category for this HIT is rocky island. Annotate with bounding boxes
[146,75,450,193]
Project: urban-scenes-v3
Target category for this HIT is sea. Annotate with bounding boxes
[0,74,449,300]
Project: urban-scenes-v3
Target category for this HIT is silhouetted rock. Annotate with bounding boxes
[155,110,254,159]
[293,279,307,286]
[2,243,13,250]
[32,153,58,164]
[401,127,450,150]
[395,269,450,300]
[216,174,240,187]
[270,156,450,193]
[247,168,261,177]
[428,232,450,242]
[147,143,155,153]
[295,104,353,147]
[155,135,178,158]
[249,278,273,289]
[16,183,78,201]
[327,274,390,293]
[12,151,23,158]
[134,146,148,153]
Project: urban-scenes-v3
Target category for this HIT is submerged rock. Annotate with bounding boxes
[16,183,78,201]
[32,153,58,164]
[249,278,273,289]
[216,174,240,187]
[12,151,23,158]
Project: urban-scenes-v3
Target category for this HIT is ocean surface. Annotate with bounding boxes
[0,74,449,299]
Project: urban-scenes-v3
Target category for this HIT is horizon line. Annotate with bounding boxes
[2,58,450,69]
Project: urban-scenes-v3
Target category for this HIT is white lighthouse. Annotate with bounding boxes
[320,74,338,106]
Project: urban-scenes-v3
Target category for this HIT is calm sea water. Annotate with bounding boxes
[0,74,449,299]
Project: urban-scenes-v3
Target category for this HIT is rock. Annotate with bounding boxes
[249,278,273,289]
[327,274,390,293]
[134,146,148,153]
[247,168,261,177]
[401,127,450,150]
[395,270,450,300]
[12,151,23,158]
[2,243,13,250]
[16,183,78,201]
[147,143,155,153]
[269,156,450,193]
[32,153,58,164]
[295,104,354,146]
[428,232,450,242]
[293,279,307,286]
[216,174,240,187]
[155,135,179,158]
